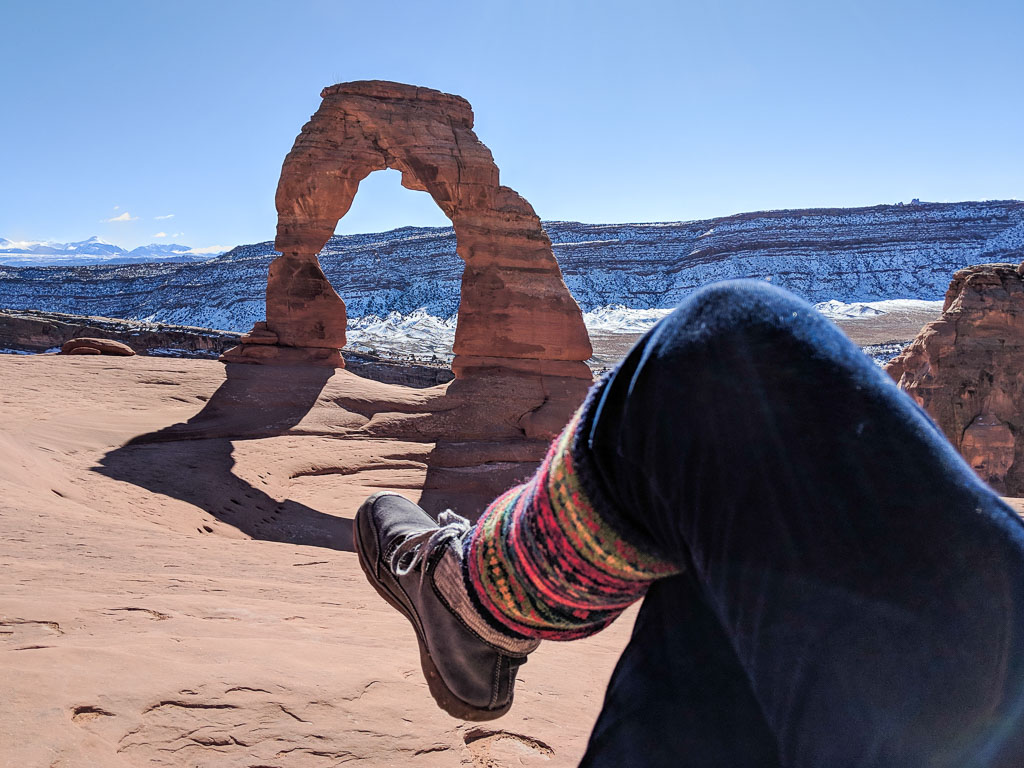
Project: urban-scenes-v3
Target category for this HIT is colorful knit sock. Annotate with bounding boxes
[464,391,682,641]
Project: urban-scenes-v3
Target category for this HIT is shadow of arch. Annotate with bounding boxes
[416,450,539,520]
[95,364,354,552]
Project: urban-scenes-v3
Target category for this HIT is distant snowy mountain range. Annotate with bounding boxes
[0,236,224,266]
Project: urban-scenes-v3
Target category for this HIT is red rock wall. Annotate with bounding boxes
[886,261,1024,494]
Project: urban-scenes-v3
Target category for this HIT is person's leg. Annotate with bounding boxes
[357,278,1024,763]
[562,279,1024,766]
[579,573,782,768]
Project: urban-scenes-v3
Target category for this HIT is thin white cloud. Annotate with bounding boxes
[3,239,52,249]
[102,212,138,223]
[154,213,175,220]
[189,245,229,254]
[113,205,120,210]
[153,232,168,238]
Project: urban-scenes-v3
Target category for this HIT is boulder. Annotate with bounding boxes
[60,337,136,356]
[886,261,1024,493]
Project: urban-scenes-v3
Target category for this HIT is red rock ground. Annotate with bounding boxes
[6,327,1022,766]
[0,356,633,767]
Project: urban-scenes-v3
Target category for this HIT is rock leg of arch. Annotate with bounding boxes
[222,80,594,439]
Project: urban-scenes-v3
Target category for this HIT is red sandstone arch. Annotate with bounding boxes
[225,80,592,383]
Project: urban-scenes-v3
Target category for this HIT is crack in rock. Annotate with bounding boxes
[145,700,240,713]
[107,607,171,620]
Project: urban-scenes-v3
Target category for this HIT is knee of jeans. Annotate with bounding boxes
[655,279,812,347]
[685,279,807,318]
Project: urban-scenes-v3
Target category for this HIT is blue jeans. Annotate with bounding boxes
[576,281,1024,767]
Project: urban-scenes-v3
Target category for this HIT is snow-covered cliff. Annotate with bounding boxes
[0,200,1020,333]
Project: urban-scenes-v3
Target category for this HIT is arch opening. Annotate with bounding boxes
[323,168,462,364]
[334,169,453,236]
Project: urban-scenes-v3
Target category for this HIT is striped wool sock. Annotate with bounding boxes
[464,392,681,641]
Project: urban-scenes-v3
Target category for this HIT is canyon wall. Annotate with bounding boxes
[0,309,238,357]
[2,201,1021,333]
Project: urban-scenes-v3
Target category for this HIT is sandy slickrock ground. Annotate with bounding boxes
[7,344,1022,768]
[0,356,634,767]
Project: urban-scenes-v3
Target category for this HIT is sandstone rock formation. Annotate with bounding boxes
[886,261,1024,494]
[61,337,136,356]
[223,80,594,437]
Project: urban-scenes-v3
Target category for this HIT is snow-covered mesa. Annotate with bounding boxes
[346,306,677,360]
[2,200,1020,349]
[344,301,934,362]
[346,310,457,359]
[813,299,945,319]
[582,305,673,332]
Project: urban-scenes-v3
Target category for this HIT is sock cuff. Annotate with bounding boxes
[432,546,540,656]
[569,373,679,565]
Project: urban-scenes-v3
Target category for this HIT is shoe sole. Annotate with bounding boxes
[353,494,512,722]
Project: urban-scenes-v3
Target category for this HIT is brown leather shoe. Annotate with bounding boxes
[353,492,539,721]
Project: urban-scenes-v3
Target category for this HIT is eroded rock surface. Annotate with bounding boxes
[0,310,452,388]
[224,80,593,438]
[886,262,1024,493]
[0,308,239,357]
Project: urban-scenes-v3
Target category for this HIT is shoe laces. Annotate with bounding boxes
[391,510,471,584]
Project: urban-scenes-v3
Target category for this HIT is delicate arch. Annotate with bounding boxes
[258,80,592,380]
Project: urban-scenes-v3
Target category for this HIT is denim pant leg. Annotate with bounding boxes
[578,280,1024,767]
[580,573,782,768]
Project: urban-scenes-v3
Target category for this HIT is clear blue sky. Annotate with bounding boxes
[2,0,1021,250]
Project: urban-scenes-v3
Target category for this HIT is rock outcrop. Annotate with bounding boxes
[224,80,592,384]
[0,309,452,388]
[886,262,1024,494]
[1,309,237,358]
[61,337,136,356]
